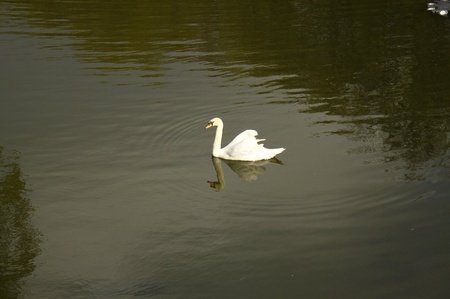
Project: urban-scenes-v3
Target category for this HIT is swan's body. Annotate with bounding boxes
[205,117,285,161]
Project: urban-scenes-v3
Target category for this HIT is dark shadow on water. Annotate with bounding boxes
[208,156,283,191]
[0,146,41,299]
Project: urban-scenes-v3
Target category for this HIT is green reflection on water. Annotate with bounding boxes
[1,0,449,181]
[0,147,41,299]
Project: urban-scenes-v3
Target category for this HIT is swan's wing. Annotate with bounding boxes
[222,130,263,159]
[225,130,259,148]
[220,129,284,161]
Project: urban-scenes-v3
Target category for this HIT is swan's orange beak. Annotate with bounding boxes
[205,122,213,129]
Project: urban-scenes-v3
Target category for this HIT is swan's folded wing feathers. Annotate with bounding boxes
[226,129,258,148]
[222,132,263,160]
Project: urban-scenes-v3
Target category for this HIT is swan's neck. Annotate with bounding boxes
[212,123,223,157]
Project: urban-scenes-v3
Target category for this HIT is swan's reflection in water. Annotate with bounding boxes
[208,157,283,191]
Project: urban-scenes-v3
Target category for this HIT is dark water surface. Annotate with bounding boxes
[1,0,450,298]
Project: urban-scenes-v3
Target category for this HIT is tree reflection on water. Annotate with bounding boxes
[300,82,449,181]
[5,0,449,181]
[0,146,41,299]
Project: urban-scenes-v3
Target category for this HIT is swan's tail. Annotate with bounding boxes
[261,147,285,159]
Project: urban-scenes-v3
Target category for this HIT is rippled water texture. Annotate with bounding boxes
[1,0,450,298]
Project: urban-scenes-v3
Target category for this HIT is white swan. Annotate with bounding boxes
[205,117,285,161]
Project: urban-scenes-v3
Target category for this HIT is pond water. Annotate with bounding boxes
[1,0,450,298]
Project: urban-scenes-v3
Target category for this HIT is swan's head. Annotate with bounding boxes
[206,117,223,129]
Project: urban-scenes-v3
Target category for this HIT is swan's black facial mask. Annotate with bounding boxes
[206,121,214,129]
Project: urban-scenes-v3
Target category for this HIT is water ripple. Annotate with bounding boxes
[221,185,409,227]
